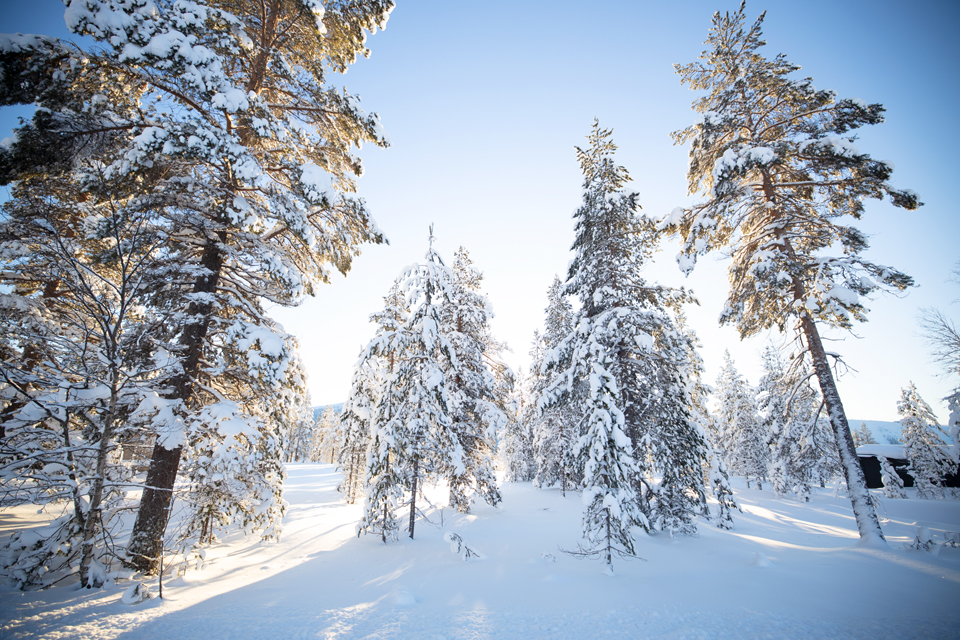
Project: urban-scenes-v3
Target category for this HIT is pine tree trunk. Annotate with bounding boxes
[604,509,612,574]
[560,419,566,497]
[799,314,885,543]
[127,240,224,573]
[127,442,181,572]
[408,456,419,539]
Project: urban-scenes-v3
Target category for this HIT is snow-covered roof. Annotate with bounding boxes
[856,444,907,459]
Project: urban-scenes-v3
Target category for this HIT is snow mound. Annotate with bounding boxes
[121,582,151,605]
[748,552,772,568]
[393,589,417,607]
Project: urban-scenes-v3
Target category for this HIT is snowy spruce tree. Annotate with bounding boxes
[357,230,503,541]
[879,456,907,499]
[542,122,709,571]
[651,320,719,536]
[441,248,510,513]
[531,277,580,495]
[171,329,313,558]
[756,344,796,496]
[500,364,537,482]
[284,401,318,464]
[852,422,878,448]
[806,414,842,489]
[898,383,954,499]
[311,406,341,464]
[757,343,818,500]
[338,279,408,504]
[713,351,767,489]
[681,347,738,529]
[664,3,921,543]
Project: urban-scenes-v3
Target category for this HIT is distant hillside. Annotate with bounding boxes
[853,420,902,445]
[851,419,953,445]
[312,404,344,421]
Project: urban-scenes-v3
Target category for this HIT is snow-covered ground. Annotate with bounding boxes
[2,463,959,639]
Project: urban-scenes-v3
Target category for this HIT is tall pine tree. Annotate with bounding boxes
[543,122,707,571]
[665,3,919,543]
[441,248,509,513]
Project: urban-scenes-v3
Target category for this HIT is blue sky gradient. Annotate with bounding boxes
[2,0,958,421]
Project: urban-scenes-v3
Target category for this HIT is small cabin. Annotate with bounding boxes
[856,445,912,488]
[856,444,960,489]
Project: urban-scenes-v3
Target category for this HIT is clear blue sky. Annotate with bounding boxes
[3,0,958,422]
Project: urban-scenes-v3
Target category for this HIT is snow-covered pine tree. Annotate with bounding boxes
[809,414,842,489]
[532,277,580,495]
[543,122,703,570]
[713,351,767,489]
[311,406,341,464]
[284,401,317,463]
[878,456,907,499]
[649,320,715,536]
[665,3,920,542]
[757,344,792,496]
[757,343,816,499]
[500,364,537,482]
[0,0,396,573]
[949,391,960,467]
[566,350,645,575]
[172,328,302,556]
[357,228,462,541]
[852,422,878,448]
[898,383,954,499]
[441,247,509,513]
[277,357,315,465]
[356,400,403,542]
[339,279,408,504]
[337,369,376,502]
[681,332,738,529]
[706,449,738,530]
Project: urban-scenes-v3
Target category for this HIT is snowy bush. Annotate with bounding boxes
[444,532,481,561]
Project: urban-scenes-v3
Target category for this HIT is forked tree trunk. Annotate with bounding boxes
[799,313,886,544]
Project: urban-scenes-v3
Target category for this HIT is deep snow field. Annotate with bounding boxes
[2,463,959,640]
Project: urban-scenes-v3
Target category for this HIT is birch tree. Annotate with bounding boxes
[0,170,166,589]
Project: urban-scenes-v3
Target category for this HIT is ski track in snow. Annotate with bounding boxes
[2,463,959,639]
